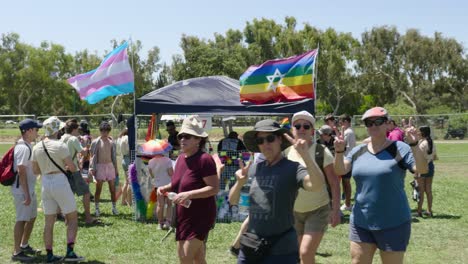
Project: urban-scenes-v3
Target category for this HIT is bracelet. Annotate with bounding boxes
[335,150,345,153]
[408,142,418,147]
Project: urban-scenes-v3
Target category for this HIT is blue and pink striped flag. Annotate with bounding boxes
[67,42,134,104]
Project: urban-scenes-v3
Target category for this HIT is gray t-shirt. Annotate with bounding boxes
[247,157,308,255]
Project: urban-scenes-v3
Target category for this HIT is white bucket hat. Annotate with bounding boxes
[178,115,208,138]
[43,116,64,136]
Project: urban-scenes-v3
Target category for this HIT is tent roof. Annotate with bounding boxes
[136,76,314,116]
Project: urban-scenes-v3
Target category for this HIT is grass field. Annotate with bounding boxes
[0,142,467,263]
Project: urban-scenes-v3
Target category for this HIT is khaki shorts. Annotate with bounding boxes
[13,193,38,221]
[294,204,330,234]
[41,173,77,215]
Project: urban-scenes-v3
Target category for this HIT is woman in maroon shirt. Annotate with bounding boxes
[158,115,219,263]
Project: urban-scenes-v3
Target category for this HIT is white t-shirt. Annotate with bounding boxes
[117,135,129,156]
[286,143,334,212]
[147,156,173,187]
[344,127,356,156]
[60,134,83,168]
[32,139,70,175]
[12,139,35,195]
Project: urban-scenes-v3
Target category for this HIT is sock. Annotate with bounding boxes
[112,202,116,209]
[67,242,74,254]
[95,203,100,209]
[20,243,29,248]
[46,248,53,258]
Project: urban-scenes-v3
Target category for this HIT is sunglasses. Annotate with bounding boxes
[177,134,194,140]
[255,134,277,145]
[294,124,312,130]
[364,118,387,127]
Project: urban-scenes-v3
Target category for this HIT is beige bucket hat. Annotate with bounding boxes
[178,115,208,138]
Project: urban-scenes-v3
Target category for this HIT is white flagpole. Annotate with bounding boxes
[313,44,320,142]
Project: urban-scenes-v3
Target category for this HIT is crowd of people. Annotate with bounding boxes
[8,108,437,263]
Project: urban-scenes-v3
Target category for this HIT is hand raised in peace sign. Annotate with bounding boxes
[334,128,346,153]
[283,132,310,157]
[234,159,251,186]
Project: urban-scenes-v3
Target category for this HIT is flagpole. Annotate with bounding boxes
[313,44,320,142]
[130,37,137,163]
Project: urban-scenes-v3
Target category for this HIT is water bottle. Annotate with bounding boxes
[238,184,250,221]
[166,192,192,208]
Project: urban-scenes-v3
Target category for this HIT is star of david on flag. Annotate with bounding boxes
[239,49,318,104]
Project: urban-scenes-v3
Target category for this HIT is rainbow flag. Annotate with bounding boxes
[239,49,317,104]
[280,117,291,130]
[67,42,134,104]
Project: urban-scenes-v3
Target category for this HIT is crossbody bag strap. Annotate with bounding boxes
[41,141,67,175]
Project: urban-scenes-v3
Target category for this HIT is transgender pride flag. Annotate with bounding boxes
[68,42,134,104]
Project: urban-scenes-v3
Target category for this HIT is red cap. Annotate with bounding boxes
[361,107,388,120]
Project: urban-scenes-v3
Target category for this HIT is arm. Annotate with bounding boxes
[283,134,325,192]
[333,134,352,175]
[229,161,250,205]
[64,156,77,172]
[324,164,341,227]
[32,161,41,176]
[301,153,326,192]
[174,174,219,205]
[17,165,31,205]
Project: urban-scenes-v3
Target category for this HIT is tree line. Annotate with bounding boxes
[0,17,466,117]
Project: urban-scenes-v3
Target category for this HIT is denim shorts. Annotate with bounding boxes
[420,161,435,178]
[349,221,411,252]
[237,250,298,264]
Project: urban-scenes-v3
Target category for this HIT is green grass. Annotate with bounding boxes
[0,143,467,263]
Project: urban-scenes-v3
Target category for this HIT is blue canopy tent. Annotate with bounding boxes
[135,76,315,115]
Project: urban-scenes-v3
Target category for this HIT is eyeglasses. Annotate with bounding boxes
[255,134,277,145]
[177,134,193,140]
[364,118,387,127]
[294,124,312,130]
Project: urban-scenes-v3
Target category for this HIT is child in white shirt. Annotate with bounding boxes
[147,154,173,229]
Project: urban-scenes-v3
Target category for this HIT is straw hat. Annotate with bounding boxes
[179,115,208,138]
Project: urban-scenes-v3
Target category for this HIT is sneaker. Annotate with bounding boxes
[95,208,100,217]
[229,246,240,257]
[64,251,85,262]
[20,245,42,255]
[157,224,163,230]
[46,255,63,263]
[340,204,352,211]
[12,251,34,262]
[112,207,119,215]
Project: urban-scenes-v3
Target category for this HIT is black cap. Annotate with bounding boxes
[19,119,43,132]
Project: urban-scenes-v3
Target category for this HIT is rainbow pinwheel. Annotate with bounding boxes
[138,139,173,156]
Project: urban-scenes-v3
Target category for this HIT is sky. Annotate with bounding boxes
[1,0,467,65]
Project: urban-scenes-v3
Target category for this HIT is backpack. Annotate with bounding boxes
[0,142,32,187]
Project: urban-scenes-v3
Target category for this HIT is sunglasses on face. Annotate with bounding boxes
[364,118,387,127]
[255,134,277,145]
[177,134,193,140]
[294,124,312,130]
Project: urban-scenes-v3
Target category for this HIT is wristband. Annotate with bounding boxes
[408,142,418,147]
